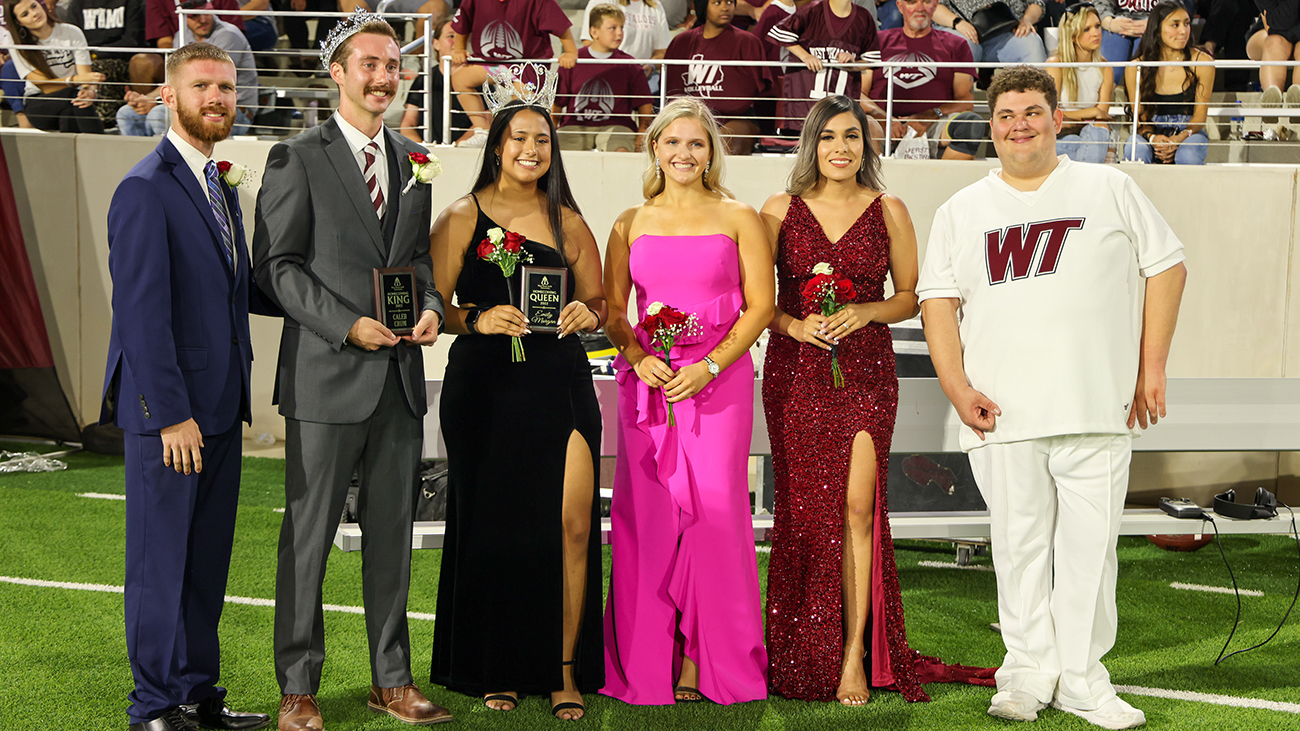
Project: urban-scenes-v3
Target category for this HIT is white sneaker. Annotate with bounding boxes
[988,690,1048,722]
[1286,84,1300,108]
[457,127,489,148]
[1261,86,1284,108]
[1052,697,1146,730]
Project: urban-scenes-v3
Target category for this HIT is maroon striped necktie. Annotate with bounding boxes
[364,141,385,219]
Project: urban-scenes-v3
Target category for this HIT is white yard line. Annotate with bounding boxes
[1116,685,1300,714]
[918,560,995,572]
[81,494,290,516]
[0,575,435,621]
[1170,582,1263,597]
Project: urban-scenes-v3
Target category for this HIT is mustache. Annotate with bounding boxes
[199,105,231,117]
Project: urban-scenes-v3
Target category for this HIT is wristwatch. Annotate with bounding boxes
[703,355,720,377]
[464,307,483,333]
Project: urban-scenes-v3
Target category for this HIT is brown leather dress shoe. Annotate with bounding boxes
[277,695,322,731]
[368,684,453,725]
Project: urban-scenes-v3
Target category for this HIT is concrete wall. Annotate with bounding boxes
[11,131,1299,502]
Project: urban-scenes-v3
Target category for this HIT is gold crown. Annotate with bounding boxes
[483,63,559,115]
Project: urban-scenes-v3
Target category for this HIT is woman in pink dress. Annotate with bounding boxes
[760,95,995,704]
[601,97,775,705]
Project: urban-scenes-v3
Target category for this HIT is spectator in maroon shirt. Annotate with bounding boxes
[664,0,773,154]
[864,0,985,159]
[450,0,579,146]
[555,4,654,151]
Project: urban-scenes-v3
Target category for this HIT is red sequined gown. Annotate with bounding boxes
[762,196,995,702]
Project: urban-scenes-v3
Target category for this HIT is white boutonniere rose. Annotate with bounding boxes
[402,151,443,195]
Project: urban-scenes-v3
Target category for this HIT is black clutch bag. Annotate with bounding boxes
[968,2,1020,40]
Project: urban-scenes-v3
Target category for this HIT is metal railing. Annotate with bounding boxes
[7,19,1300,162]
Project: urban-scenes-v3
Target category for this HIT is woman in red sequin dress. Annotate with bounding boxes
[760,95,994,704]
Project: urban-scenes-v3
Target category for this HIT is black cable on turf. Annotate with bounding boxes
[1212,503,1300,665]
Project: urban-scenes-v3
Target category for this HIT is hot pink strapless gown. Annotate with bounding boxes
[601,234,768,705]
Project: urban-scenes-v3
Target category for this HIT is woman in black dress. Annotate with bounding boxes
[429,99,607,721]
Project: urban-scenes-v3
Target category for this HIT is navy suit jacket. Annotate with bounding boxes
[101,136,277,436]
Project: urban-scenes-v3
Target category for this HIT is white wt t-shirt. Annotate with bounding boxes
[10,23,92,98]
[916,156,1185,452]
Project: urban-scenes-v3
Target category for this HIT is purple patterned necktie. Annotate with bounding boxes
[203,160,235,267]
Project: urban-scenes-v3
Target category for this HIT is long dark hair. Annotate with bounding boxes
[1134,0,1195,123]
[4,0,59,81]
[787,95,882,196]
[471,101,582,261]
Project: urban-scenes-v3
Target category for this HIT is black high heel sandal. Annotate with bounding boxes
[551,660,585,720]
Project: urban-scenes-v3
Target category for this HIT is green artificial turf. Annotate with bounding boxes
[1,443,1298,730]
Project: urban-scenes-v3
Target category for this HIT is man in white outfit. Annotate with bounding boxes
[917,65,1187,730]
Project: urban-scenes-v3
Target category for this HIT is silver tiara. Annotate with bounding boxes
[483,63,559,115]
[319,7,387,71]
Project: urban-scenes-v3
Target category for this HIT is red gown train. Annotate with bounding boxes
[762,195,995,701]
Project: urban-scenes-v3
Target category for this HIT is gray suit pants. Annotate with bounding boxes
[274,360,422,694]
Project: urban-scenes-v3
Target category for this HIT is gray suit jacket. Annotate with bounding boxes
[252,117,444,424]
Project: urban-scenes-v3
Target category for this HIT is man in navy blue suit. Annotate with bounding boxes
[101,42,277,731]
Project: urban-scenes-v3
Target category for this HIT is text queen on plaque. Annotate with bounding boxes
[520,265,568,333]
[373,267,418,335]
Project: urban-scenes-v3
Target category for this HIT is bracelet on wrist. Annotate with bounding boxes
[464,307,483,334]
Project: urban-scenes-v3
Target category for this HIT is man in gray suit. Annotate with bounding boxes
[251,11,450,731]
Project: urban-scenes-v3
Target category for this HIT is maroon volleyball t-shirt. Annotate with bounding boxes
[867,28,974,117]
[451,0,572,61]
[663,24,773,117]
[556,47,653,129]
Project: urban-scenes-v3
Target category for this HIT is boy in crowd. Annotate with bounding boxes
[554,3,653,152]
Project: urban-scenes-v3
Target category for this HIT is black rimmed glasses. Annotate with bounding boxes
[1064,2,1095,16]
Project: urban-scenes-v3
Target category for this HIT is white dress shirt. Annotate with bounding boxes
[167,128,237,274]
[333,111,389,219]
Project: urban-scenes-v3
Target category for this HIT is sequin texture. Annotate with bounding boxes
[761,195,924,702]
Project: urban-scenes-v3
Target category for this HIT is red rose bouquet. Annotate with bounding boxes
[801,262,856,388]
[478,226,533,362]
[637,301,701,427]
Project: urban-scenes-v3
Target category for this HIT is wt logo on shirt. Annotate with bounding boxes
[985,218,1085,285]
[685,54,724,95]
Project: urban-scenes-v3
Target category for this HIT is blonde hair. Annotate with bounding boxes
[642,97,732,199]
[1055,8,1103,106]
[589,3,626,30]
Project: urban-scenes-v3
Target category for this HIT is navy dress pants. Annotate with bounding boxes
[123,424,241,724]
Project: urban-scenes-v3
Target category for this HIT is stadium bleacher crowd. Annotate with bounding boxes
[0,0,1296,162]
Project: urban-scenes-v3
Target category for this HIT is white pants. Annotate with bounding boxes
[968,434,1132,710]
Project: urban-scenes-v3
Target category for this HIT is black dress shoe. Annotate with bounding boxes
[181,698,271,731]
[129,708,200,730]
